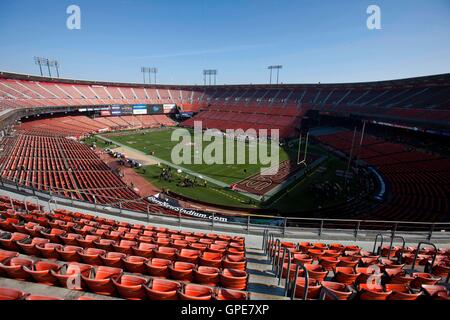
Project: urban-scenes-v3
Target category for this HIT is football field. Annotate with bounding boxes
[102,128,294,185]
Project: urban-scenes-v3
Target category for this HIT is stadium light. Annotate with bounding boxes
[142,67,158,84]
[48,60,60,78]
[268,65,282,84]
[203,69,218,85]
[141,67,150,84]
[34,57,60,78]
[150,68,158,84]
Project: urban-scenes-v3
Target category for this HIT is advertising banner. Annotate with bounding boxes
[133,105,148,115]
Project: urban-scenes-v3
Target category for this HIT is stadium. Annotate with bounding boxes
[0,0,449,310]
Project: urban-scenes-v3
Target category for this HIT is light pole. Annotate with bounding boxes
[203,69,218,85]
[34,57,60,78]
[268,65,282,84]
[149,68,158,84]
[141,67,148,84]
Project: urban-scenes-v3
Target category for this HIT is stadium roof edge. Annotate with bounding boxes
[0,70,449,90]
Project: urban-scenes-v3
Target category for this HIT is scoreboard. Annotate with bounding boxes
[96,104,167,117]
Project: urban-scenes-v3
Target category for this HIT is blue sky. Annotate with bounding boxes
[0,0,449,85]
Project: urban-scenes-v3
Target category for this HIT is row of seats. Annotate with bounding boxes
[0,196,250,300]
[18,115,176,138]
[315,130,450,222]
[0,133,151,212]
[269,240,449,300]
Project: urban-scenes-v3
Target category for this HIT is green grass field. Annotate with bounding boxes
[103,128,294,185]
[90,128,359,213]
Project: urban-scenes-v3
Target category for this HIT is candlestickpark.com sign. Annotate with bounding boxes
[147,195,229,222]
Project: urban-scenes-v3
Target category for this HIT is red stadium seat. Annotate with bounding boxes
[176,249,200,264]
[169,262,195,282]
[295,277,321,300]
[0,232,30,251]
[0,287,28,300]
[179,284,213,301]
[17,237,50,257]
[51,262,93,290]
[215,288,249,300]
[79,248,106,266]
[23,261,61,285]
[194,266,220,286]
[334,267,361,285]
[385,284,422,300]
[145,258,172,278]
[321,281,353,300]
[36,243,63,260]
[113,274,148,300]
[358,284,391,300]
[144,278,180,300]
[82,266,123,296]
[123,256,148,274]
[220,269,248,290]
[222,254,246,271]
[154,246,177,260]
[25,295,63,300]
[100,252,126,268]
[132,242,157,258]
[56,245,83,262]
[199,252,222,268]
[0,257,34,280]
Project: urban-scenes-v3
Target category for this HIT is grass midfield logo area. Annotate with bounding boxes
[171,121,280,176]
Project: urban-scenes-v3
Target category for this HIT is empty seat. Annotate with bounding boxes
[56,245,83,262]
[145,258,172,278]
[222,254,246,271]
[215,288,249,300]
[295,277,322,300]
[132,242,157,258]
[100,252,126,268]
[24,261,61,285]
[0,232,30,251]
[0,287,28,300]
[123,256,148,274]
[80,248,106,266]
[334,267,361,285]
[358,284,392,300]
[176,249,200,264]
[0,257,34,280]
[154,246,177,260]
[179,284,213,301]
[16,238,50,257]
[321,281,353,300]
[25,295,63,300]
[36,243,63,260]
[385,284,422,300]
[51,262,93,290]
[220,269,248,290]
[169,262,195,282]
[194,266,220,286]
[82,266,123,296]
[113,274,148,300]
[144,278,180,300]
[199,252,222,268]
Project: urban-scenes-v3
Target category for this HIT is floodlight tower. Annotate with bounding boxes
[141,67,149,84]
[149,68,158,84]
[48,60,60,78]
[34,57,50,77]
[203,70,218,85]
[268,65,283,84]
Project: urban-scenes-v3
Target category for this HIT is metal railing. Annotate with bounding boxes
[1,176,450,242]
